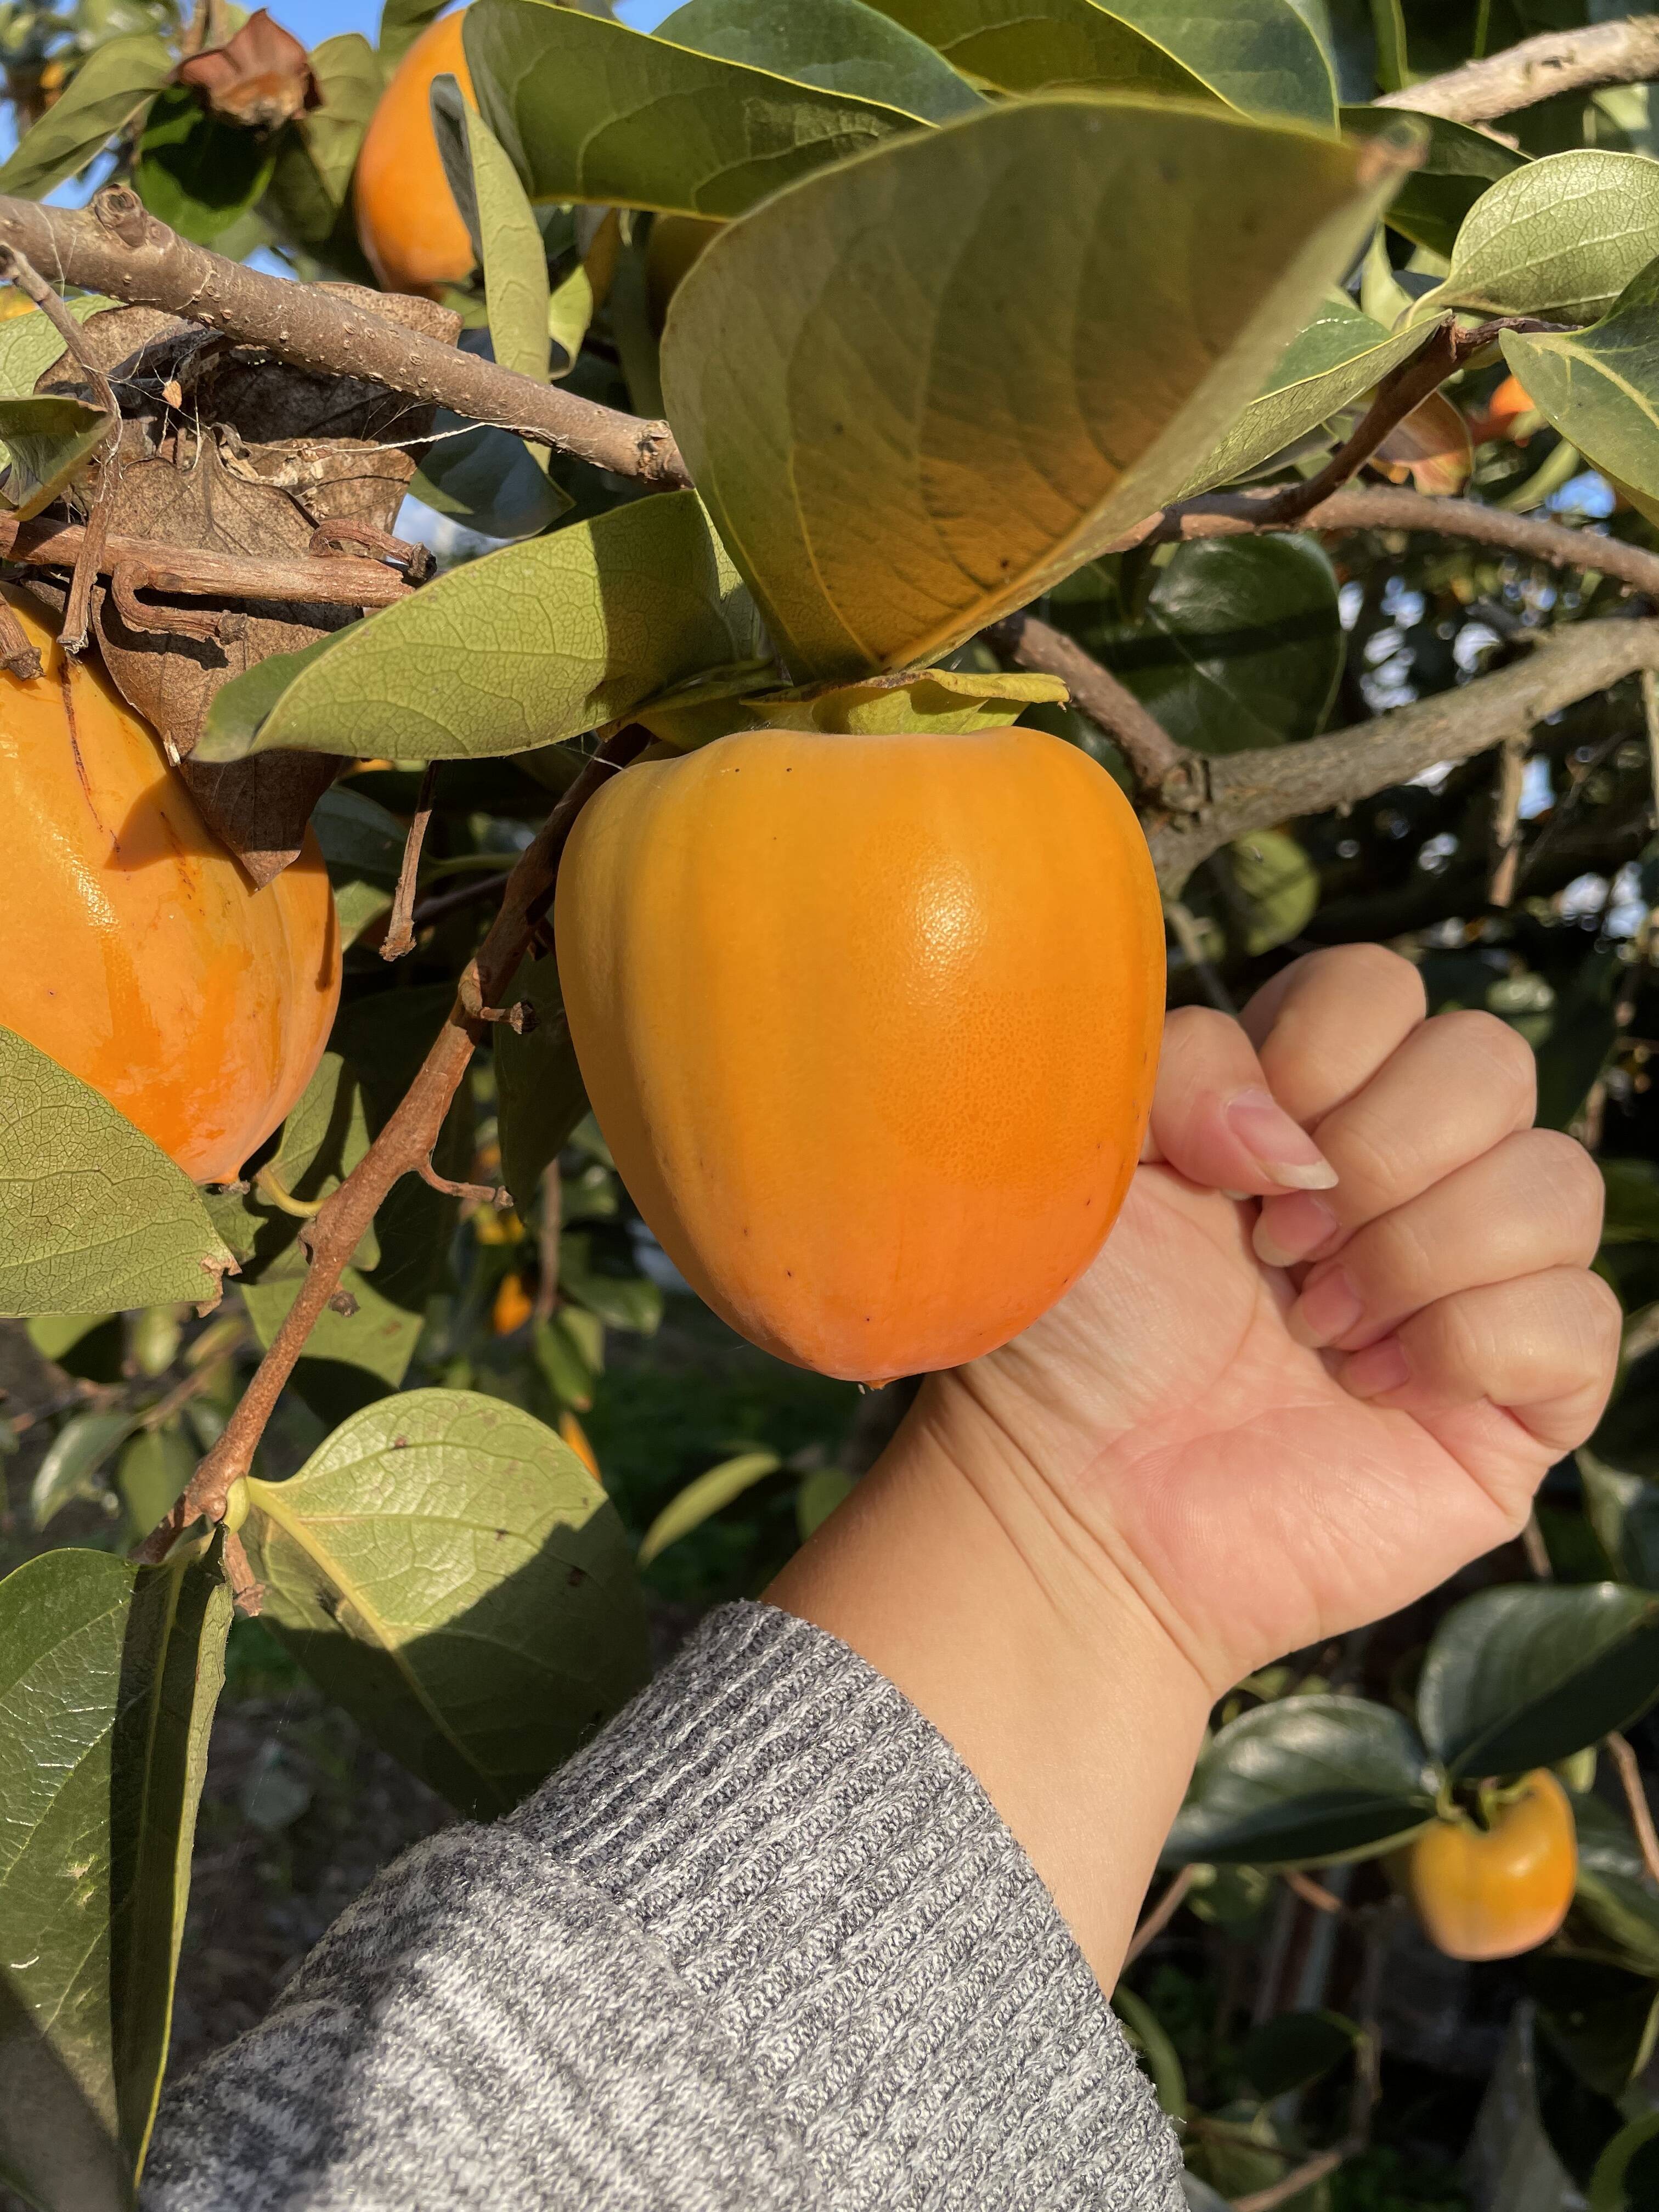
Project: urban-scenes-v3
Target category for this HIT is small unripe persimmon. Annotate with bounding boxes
[0,591,340,1184]
[556,726,1164,1381]
[355,9,475,297]
[1407,1769,1577,1962]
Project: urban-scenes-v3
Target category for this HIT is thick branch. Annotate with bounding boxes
[985,609,1195,799]
[0,187,691,488]
[137,729,648,1564]
[1374,16,1659,124]
[1149,617,1659,889]
[2,514,413,607]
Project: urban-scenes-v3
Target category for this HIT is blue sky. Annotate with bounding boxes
[273,0,672,41]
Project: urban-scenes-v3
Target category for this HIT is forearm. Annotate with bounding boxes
[765,1378,1212,1988]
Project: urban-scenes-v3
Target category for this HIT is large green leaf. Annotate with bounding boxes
[1579,1449,1659,1592]
[639,663,1068,746]
[1064,534,1343,754]
[0,393,112,521]
[242,1390,650,1817]
[0,1029,235,1317]
[495,952,589,1208]
[1417,1584,1659,1781]
[865,0,1335,126]
[0,1542,230,2209]
[195,493,762,762]
[0,295,113,399]
[1571,1791,1659,1980]
[30,1407,140,1532]
[134,85,277,246]
[379,0,448,68]
[1425,150,1659,325]
[1161,1695,1437,1867]
[1589,2112,1659,2212]
[1528,1956,1659,2104]
[263,33,383,256]
[1178,291,1444,496]
[1341,104,1525,259]
[1503,258,1659,505]
[664,96,1410,682]
[0,33,172,201]
[430,76,549,383]
[409,414,569,540]
[658,0,984,120]
[464,0,924,218]
[638,1449,783,1565]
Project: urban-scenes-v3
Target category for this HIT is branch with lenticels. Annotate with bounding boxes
[1374,14,1659,126]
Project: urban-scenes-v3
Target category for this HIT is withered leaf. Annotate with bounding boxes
[176,8,319,133]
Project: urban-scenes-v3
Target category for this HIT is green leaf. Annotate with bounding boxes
[864,0,1336,127]
[0,394,112,521]
[0,32,172,201]
[1417,1583,1659,1780]
[657,0,984,121]
[204,1048,377,1278]
[1579,1450,1659,1592]
[464,0,924,219]
[1364,0,1404,93]
[312,785,408,887]
[533,1307,602,1409]
[242,1390,650,1817]
[199,630,352,759]
[30,1408,139,1532]
[0,1029,236,1318]
[741,665,1069,736]
[134,84,277,245]
[117,1425,195,1549]
[663,96,1412,682]
[1112,1984,1187,2120]
[242,1262,423,1416]
[26,1313,113,1363]
[1589,2112,1659,2212]
[409,414,572,540]
[1239,2009,1358,2100]
[1342,104,1525,259]
[379,0,448,69]
[1071,534,1343,753]
[638,1449,782,1565]
[196,492,763,762]
[263,34,383,258]
[1529,1956,1659,2103]
[1177,292,1444,498]
[1503,257,1659,506]
[430,76,550,383]
[0,295,114,399]
[1227,830,1321,955]
[797,1465,855,1539]
[0,1541,231,2208]
[1572,1791,1659,1979]
[1161,1695,1436,1867]
[558,1233,663,1334]
[1427,150,1659,325]
[495,955,588,1207]
[1601,1159,1659,1245]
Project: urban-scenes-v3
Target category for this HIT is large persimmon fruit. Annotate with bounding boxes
[1406,1769,1577,1961]
[0,590,340,1184]
[354,9,474,297]
[555,727,1165,1381]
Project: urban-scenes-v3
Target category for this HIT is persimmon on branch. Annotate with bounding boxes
[1375,14,1659,125]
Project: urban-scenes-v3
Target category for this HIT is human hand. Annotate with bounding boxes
[928,943,1620,1700]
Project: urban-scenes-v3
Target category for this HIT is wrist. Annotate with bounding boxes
[765,1380,1212,1987]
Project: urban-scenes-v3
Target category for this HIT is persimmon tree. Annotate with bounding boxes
[5,2,1659,2207]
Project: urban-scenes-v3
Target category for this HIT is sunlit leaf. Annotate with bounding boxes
[30,1408,137,1532]
[431,75,549,382]
[0,394,112,521]
[638,1449,782,1565]
[658,0,984,120]
[0,33,172,201]
[1426,150,1659,325]
[1504,257,1659,505]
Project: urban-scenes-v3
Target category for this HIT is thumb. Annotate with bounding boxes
[1145,1007,1339,1197]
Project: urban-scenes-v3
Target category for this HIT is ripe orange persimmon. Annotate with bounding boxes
[1467,372,1539,449]
[555,727,1165,1381]
[1406,1769,1577,1961]
[354,9,475,297]
[0,590,340,1184]
[492,1270,534,1335]
[558,1409,601,1481]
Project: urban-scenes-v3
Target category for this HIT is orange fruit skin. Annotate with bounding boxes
[554,726,1165,1382]
[558,1409,601,1482]
[491,1270,534,1335]
[0,592,340,1186]
[1407,1769,1577,1962]
[354,9,475,297]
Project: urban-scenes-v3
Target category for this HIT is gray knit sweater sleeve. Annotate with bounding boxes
[143,1601,1184,2211]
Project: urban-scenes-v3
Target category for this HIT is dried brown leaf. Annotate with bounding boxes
[176,8,318,133]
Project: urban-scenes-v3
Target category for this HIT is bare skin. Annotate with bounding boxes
[769,945,1620,1987]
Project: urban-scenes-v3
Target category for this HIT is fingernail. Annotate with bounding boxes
[1225,1089,1338,1192]
[1288,1266,1362,1349]
[1253,1193,1340,1269]
[1343,1336,1411,1401]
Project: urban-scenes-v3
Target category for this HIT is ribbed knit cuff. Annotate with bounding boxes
[512,1601,1183,2211]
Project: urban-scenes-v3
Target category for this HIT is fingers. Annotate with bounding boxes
[1145,1006,1337,1195]
[1253,1009,1538,1271]
[1284,1127,1605,1354]
[1242,945,1427,1126]
[1338,1267,1622,1455]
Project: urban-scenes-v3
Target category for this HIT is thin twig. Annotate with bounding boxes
[0,188,689,488]
[61,488,110,655]
[381,762,439,963]
[1283,1869,1347,1916]
[0,513,412,608]
[1166,900,1237,1014]
[136,727,650,1559]
[985,609,1196,801]
[1643,668,1659,830]
[1489,732,1528,909]
[1124,1864,1196,1966]
[1374,15,1659,123]
[1522,1513,1554,1580]
[1606,1731,1659,1887]
[1232,2148,1345,2212]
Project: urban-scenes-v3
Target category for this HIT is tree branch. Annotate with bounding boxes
[1374,15,1659,125]
[137,727,649,1565]
[1,513,413,607]
[1148,617,1659,889]
[1124,1864,1195,1966]
[0,187,691,489]
[985,608,1197,801]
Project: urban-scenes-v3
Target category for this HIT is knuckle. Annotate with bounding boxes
[1578,1269,1625,1367]
[1429,1009,1537,1116]
[1520,1129,1605,1241]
